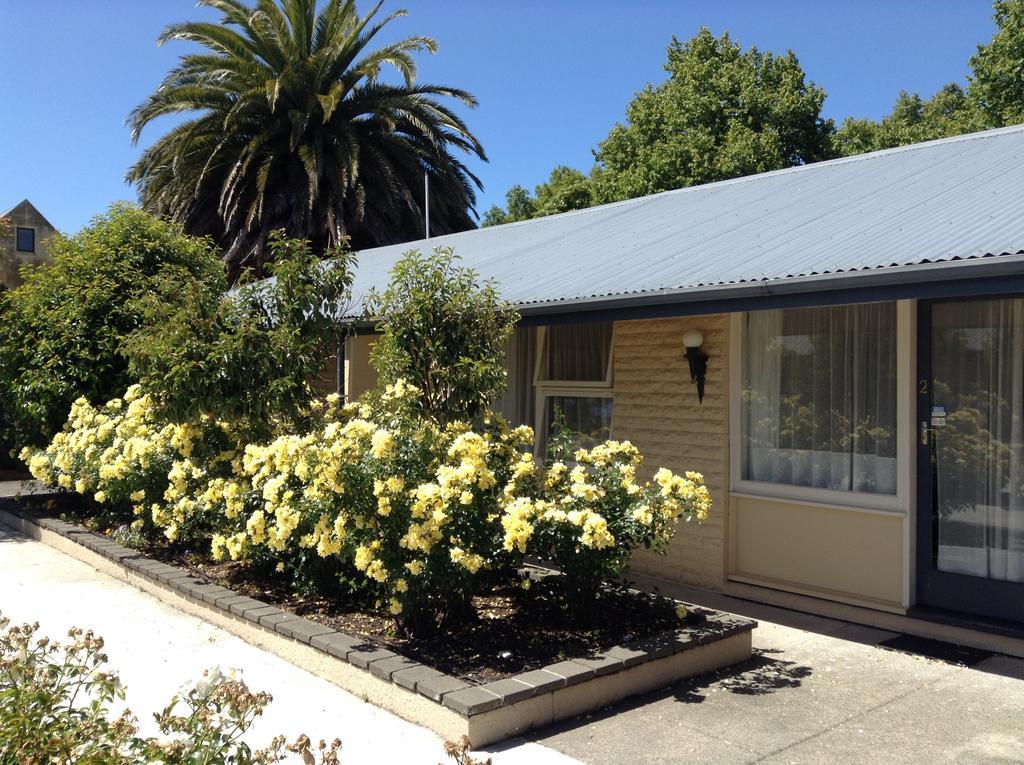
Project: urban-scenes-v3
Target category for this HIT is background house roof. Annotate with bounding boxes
[2,200,56,231]
[348,125,1024,319]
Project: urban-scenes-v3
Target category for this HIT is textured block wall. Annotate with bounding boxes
[612,315,730,590]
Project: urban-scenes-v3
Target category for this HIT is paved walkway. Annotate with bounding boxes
[3,517,1023,764]
[529,593,1024,764]
[0,523,578,765]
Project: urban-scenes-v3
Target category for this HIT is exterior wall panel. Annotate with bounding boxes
[345,334,378,401]
[729,495,905,610]
[612,315,730,590]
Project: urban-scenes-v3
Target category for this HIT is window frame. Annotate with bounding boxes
[15,227,35,253]
[533,324,616,455]
[729,303,913,514]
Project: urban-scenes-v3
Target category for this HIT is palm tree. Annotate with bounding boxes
[127,0,486,280]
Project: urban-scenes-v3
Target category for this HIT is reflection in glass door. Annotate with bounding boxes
[920,298,1024,623]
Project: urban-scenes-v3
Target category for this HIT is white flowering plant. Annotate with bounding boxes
[23,380,711,636]
[0,614,340,764]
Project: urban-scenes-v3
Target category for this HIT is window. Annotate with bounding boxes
[534,322,614,454]
[740,303,897,495]
[15,227,35,253]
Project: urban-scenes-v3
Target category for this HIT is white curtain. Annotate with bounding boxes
[742,303,898,494]
[934,299,1024,583]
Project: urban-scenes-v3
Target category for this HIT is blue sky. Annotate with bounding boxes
[0,0,998,234]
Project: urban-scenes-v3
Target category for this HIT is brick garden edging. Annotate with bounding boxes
[0,490,756,746]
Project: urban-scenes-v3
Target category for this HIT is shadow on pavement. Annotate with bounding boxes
[672,648,812,703]
[527,647,812,745]
[0,525,30,544]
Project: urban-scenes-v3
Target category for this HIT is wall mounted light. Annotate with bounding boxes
[683,329,709,404]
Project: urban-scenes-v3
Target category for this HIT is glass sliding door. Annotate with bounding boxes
[918,298,1024,623]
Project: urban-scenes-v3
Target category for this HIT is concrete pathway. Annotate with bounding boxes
[0,522,579,765]
[530,592,1024,764]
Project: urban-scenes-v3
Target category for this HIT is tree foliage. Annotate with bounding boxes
[592,29,833,202]
[127,0,486,280]
[367,248,517,423]
[0,205,221,452]
[970,0,1024,126]
[124,233,354,437]
[482,166,594,227]
[487,2,1024,223]
[484,28,832,224]
[833,84,988,155]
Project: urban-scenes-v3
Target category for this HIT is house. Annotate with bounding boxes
[0,200,56,289]
[338,125,1024,644]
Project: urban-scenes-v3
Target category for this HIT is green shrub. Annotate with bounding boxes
[0,205,221,454]
[124,232,354,440]
[0,614,341,764]
[367,248,518,424]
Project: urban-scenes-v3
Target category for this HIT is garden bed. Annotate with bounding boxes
[0,488,756,746]
[134,549,694,685]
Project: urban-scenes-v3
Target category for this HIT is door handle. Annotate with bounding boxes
[920,420,931,446]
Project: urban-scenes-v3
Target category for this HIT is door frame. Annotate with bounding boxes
[915,297,1024,624]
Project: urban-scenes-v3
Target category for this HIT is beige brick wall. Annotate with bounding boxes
[612,315,729,590]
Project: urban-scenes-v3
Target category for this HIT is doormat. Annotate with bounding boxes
[878,634,993,667]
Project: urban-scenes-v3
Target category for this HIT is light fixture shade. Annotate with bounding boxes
[682,329,704,349]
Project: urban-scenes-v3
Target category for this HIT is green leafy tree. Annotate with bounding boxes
[124,233,354,437]
[486,29,832,220]
[969,0,1024,126]
[835,1,1024,156]
[592,29,834,203]
[367,247,518,423]
[482,166,594,227]
[481,185,534,227]
[834,84,987,156]
[0,205,221,452]
[127,0,486,280]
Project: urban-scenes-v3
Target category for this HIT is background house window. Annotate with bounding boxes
[534,322,614,455]
[16,227,35,253]
[740,303,898,495]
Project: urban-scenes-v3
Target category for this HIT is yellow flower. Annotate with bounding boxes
[211,534,227,561]
[370,429,395,459]
[389,597,403,615]
[354,545,374,571]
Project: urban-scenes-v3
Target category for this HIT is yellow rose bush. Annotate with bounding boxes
[20,385,241,543]
[23,380,711,636]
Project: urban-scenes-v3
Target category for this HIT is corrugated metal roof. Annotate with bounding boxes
[348,125,1024,316]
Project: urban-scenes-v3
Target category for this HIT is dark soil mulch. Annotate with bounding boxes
[149,547,684,684]
[50,506,689,685]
